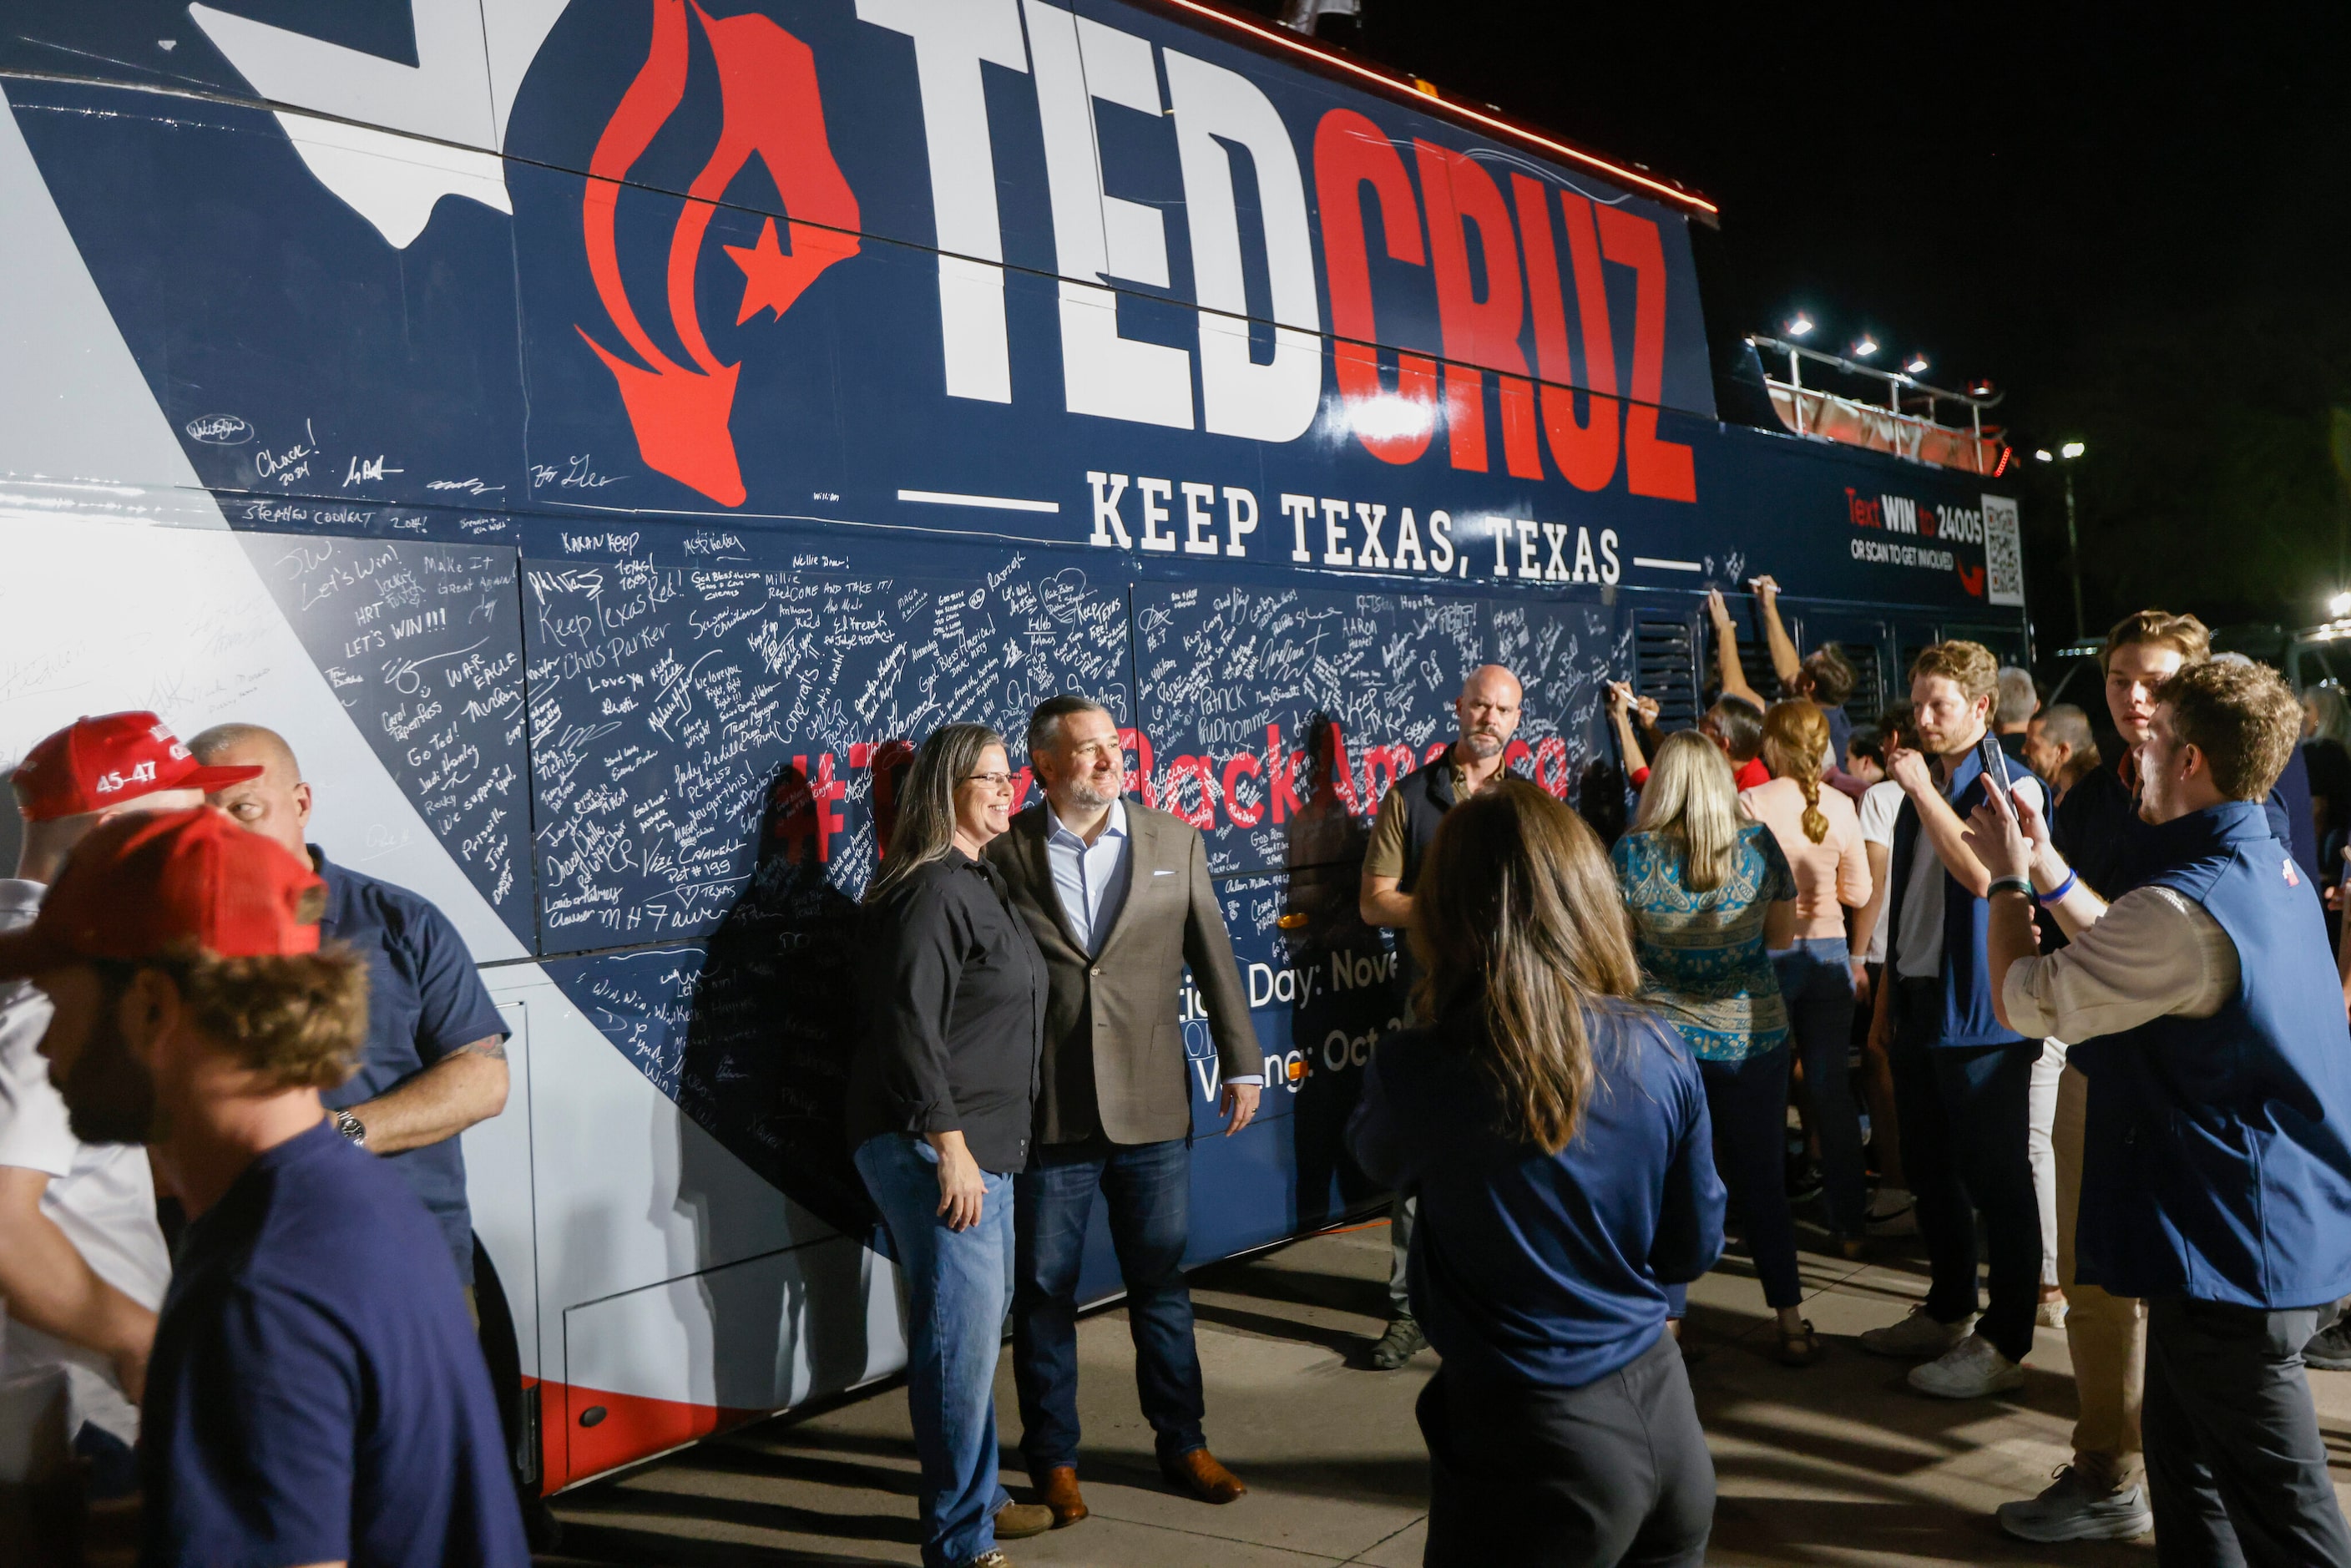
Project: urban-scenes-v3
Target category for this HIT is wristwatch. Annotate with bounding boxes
[333,1109,368,1148]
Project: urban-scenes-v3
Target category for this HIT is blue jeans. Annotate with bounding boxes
[1014,1138,1206,1471]
[1772,938,1867,1239]
[1889,979,2043,1364]
[854,1135,1014,1568]
[1699,1047,1804,1309]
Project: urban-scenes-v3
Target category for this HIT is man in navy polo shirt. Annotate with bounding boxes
[1974,658,2351,1565]
[190,725,508,1294]
[0,807,526,1567]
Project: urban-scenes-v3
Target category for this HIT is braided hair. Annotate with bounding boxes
[1762,701,1831,843]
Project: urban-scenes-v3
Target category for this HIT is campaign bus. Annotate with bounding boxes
[0,0,2027,1490]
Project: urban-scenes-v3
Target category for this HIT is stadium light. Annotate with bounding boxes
[2331,591,2351,620]
[1903,353,1929,375]
[2034,449,2053,463]
[1849,334,1879,358]
[2060,440,2086,459]
[1784,312,1815,337]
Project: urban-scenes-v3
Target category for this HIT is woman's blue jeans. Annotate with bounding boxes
[855,1134,1014,1568]
[1772,937,1868,1240]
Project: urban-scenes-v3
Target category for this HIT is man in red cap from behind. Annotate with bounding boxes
[0,806,527,1567]
[0,712,258,1500]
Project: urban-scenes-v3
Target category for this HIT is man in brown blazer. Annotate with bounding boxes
[986,695,1261,1529]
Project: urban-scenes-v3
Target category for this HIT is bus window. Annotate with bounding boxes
[1797,612,1892,726]
[1897,640,1935,696]
[1838,641,1887,725]
[1634,609,1701,729]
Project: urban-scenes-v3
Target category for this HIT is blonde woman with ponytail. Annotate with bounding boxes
[1744,701,1874,1261]
[1611,731,1820,1365]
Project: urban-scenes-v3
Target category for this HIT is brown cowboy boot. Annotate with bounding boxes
[1160,1447,1247,1504]
[1033,1465,1088,1527]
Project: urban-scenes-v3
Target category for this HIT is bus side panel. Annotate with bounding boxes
[0,0,2027,1492]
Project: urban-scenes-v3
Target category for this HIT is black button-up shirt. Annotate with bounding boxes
[847,849,1047,1173]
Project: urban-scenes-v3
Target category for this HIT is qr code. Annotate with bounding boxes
[1981,494,2024,607]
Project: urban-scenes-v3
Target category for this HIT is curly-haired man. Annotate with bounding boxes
[1,807,526,1568]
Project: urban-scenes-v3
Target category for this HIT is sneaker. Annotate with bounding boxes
[1909,1333,2025,1399]
[2036,1292,2070,1329]
[1859,1305,1972,1359]
[1997,1467,2154,1542]
[1367,1316,1428,1370]
[1785,1156,1823,1201]
[2303,1319,2351,1371]
[958,1554,1015,1568]
[1865,1187,1918,1237]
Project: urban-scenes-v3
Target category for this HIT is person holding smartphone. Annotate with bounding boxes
[1858,642,2051,1401]
[1967,658,2351,1565]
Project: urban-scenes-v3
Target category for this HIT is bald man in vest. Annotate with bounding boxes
[1358,664,1525,1369]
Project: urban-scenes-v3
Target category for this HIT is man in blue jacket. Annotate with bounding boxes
[1860,641,2051,1399]
[1970,657,2351,1565]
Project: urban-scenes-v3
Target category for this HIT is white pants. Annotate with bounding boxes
[2028,1039,2067,1287]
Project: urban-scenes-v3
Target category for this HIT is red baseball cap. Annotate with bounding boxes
[9,712,264,822]
[0,807,326,979]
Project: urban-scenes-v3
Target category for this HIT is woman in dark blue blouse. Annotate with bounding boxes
[1350,779,1726,1568]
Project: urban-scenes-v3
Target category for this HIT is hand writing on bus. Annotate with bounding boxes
[1747,574,1781,601]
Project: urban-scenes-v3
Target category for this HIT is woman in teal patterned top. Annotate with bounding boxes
[1611,731,1818,1363]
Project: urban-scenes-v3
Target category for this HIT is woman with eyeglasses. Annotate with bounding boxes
[847,724,1054,1568]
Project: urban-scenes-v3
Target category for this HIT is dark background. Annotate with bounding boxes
[1245,0,2351,651]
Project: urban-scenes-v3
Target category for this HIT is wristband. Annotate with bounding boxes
[1987,877,2033,902]
[2035,868,2080,907]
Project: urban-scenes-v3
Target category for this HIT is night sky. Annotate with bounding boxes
[1270,1,2351,650]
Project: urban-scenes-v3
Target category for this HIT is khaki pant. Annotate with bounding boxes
[2055,1061,2148,1493]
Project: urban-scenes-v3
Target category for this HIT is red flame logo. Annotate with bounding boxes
[1957,562,1986,599]
[577,0,861,506]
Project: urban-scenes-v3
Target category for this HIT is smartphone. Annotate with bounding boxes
[1976,732,2016,815]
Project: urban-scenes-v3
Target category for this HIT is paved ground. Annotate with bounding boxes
[539,1218,2351,1566]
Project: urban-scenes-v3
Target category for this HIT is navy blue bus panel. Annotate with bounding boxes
[0,0,2028,1304]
